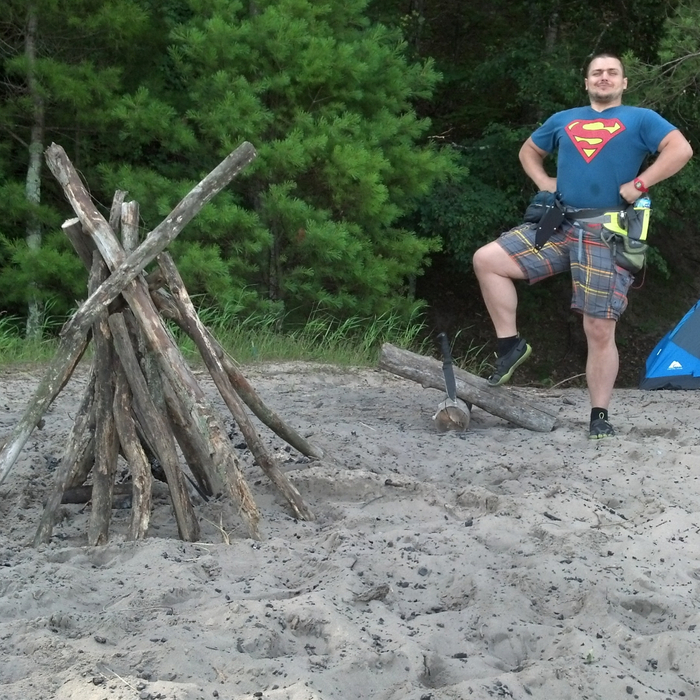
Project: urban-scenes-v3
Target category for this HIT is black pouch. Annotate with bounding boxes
[523,191,557,223]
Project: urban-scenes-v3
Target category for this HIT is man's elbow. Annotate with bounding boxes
[667,131,694,165]
[682,140,694,164]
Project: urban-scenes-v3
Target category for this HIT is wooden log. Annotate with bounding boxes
[128,278,262,537]
[114,202,209,517]
[33,368,96,546]
[48,148,261,539]
[124,272,261,536]
[0,142,256,485]
[158,253,315,521]
[152,289,325,460]
[109,313,200,542]
[112,366,152,540]
[121,303,214,496]
[62,218,95,269]
[159,376,219,496]
[109,190,127,235]
[378,343,558,433]
[87,255,120,546]
[120,199,139,253]
[61,483,133,508]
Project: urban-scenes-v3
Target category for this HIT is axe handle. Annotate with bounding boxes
[437,332,457,401]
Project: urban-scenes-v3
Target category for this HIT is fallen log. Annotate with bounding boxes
[379,343,558,433]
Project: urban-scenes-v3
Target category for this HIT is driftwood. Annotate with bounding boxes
[33,369,96,546]
[379,343,558,433]
[51,149,262,538]
[0,141,257,485]
[158,253,314,522]
[87,255,119,546]
[109,312,201,541]
[2,141,325,546]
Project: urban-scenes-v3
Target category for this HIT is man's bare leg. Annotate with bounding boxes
[583,315,618,409]
[472,241,528,337]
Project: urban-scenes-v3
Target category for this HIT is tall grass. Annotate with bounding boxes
[0,310,65,366]
[0,302,490,373]
[176,304,432,366]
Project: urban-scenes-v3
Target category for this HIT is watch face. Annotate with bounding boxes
[635,181,643,190]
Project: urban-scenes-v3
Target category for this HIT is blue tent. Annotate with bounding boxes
[640,299,700,389]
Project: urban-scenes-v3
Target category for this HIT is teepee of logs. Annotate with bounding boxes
[0,142,323,545]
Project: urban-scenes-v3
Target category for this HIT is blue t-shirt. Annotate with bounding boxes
[531,105,677,208]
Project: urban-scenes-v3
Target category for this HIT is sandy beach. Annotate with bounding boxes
[1,360,700,700]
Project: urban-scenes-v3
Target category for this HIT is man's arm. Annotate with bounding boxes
[620,129,694,203]
[519,137,557,193]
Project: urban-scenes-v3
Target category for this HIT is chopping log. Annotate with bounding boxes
[379,343,558,433]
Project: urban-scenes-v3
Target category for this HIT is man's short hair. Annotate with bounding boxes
[584,52,626,78]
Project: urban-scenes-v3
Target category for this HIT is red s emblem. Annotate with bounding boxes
[566,119,625,162]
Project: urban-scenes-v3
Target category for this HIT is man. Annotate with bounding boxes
[472,53,693,439]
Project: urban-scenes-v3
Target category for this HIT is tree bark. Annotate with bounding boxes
[379,343,558,433]
[87,255,119,546]
[24,3,45,340]
[109,312,200,542]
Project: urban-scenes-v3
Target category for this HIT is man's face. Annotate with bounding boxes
[585,57,627,106]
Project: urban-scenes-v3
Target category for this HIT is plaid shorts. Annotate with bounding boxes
[496,221,634,320]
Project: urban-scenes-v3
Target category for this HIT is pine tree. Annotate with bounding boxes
[103,0,454,323]
[0,0,156,328]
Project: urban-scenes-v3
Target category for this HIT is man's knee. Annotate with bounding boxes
[473,241,523,280]
[583,315,616,345]
[474,241,503,273]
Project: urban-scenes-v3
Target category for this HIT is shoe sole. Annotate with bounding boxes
[589,432,615,440]
[488,344,532,387]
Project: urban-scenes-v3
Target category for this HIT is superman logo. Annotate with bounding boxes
[566,119,625,162]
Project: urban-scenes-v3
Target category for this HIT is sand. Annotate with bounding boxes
[1,361,700,700]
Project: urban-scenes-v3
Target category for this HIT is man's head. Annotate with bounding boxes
[584,53,627,109]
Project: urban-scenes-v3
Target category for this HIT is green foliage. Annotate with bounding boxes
[170,303,430,366]
[1,0,698,347]
[100,0,452,324]
[0,229,86,317]
[623,2,700,264]
[416,124,532,269]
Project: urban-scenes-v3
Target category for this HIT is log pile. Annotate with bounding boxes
[0,142,322,545]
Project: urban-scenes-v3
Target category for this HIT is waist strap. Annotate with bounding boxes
[564,207,619,223]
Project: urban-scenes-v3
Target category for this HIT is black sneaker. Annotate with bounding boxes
[487,338,532,387]
[589,417,615,440]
